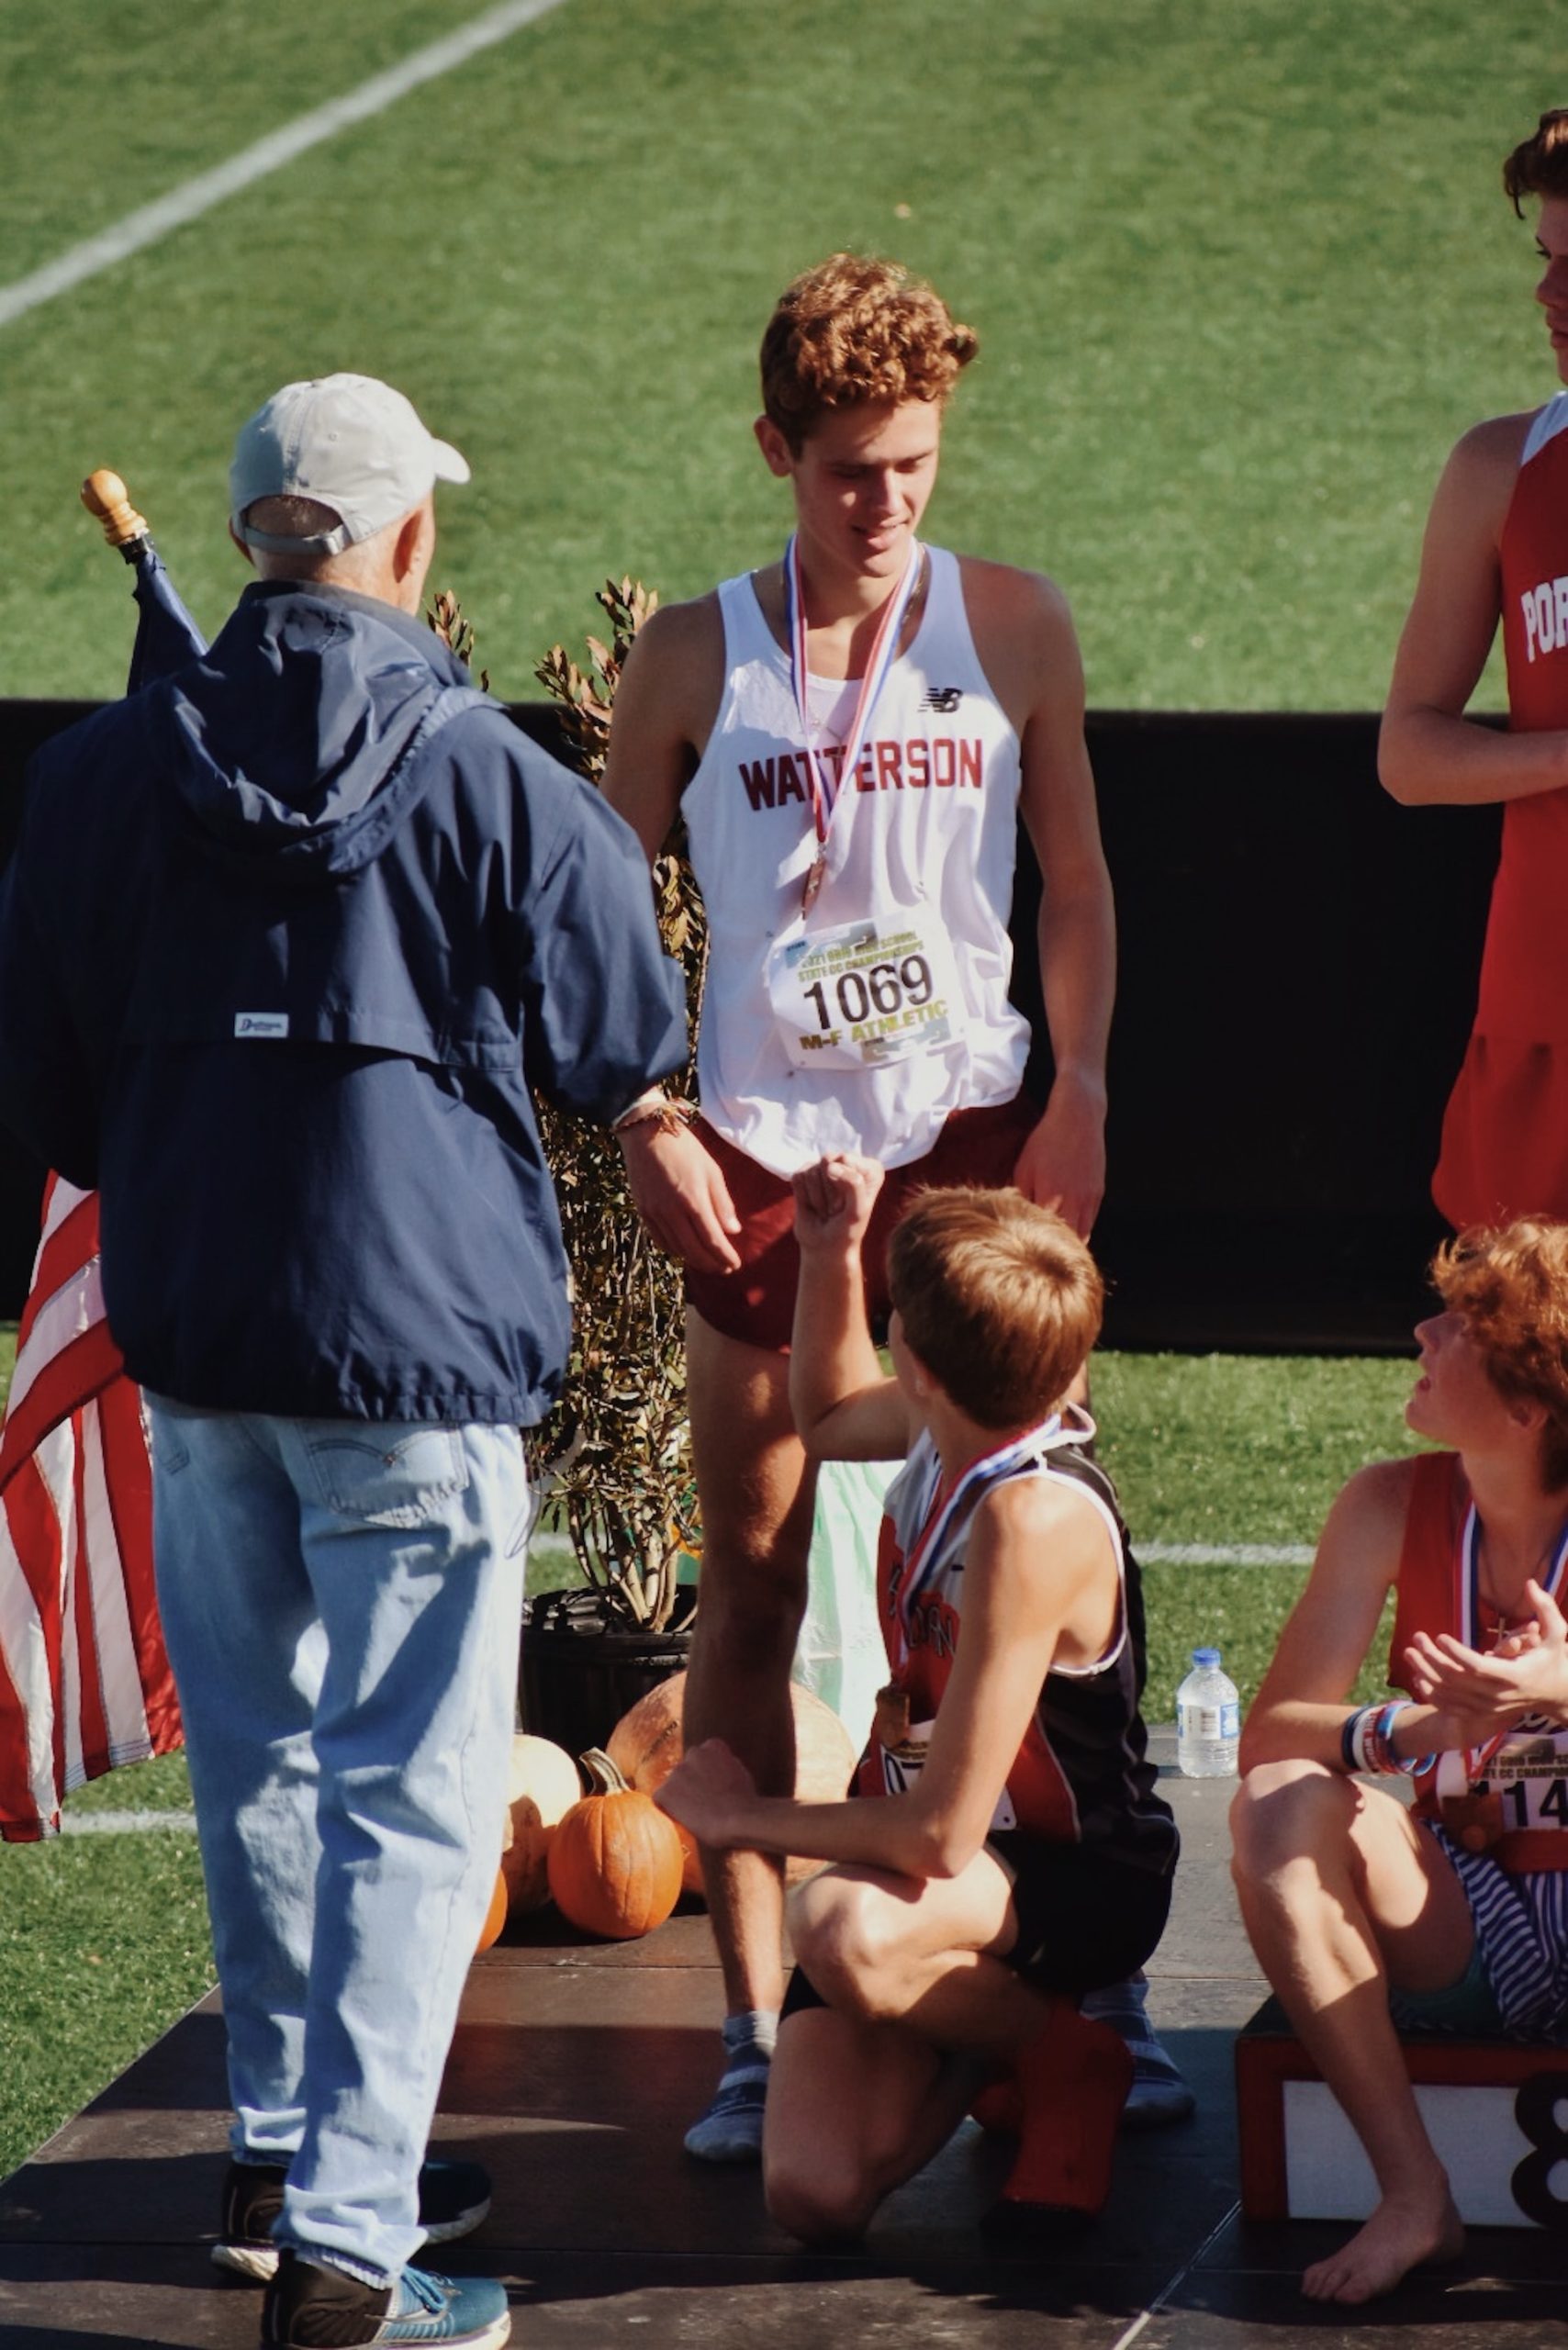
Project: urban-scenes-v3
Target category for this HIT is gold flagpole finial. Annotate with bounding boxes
[81,469,149,551]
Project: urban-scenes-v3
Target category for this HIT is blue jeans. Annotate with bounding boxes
[147,1399,527,2287]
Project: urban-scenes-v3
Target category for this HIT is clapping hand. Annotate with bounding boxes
[1404,1578,1568,1740]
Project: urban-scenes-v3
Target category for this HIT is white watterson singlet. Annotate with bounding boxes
[681,545,1031,1177]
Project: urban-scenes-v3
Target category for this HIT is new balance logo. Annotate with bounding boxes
[921,685,963,712]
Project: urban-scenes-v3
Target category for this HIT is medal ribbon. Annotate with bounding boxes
[782,531,923,894]
[887,1414,1074,1677]
[1453,1500,1568,1781]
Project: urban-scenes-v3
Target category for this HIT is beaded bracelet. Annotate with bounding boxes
[611,1091,696,1139]
[1340,1701,1437,1779]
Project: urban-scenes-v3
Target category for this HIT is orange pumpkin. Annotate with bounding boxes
[607,1677,701,1893]
[499,1733,583,1915]
[475,1866,510,1954]
[545,1749,685,1940]
[607,1671,857,1895]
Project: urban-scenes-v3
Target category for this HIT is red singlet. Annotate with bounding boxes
[1435,395,1568,1226]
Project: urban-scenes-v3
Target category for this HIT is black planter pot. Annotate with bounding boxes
[520,1584,696,1759]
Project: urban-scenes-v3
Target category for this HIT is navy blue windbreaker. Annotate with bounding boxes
[0,580,687,1424]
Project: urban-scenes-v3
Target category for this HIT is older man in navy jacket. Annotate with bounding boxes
[0,375,685,2350]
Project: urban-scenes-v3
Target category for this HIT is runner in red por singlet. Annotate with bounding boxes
[1383,111,1568,1224]
[1231,1218,1568,2306]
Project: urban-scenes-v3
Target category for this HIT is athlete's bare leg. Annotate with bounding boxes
[765,1854,1046,2240]
[682,1309,819,2151]
[767,1851,1137,2240]
[1231,1761,1472,2302]
[765,2007,978,2243]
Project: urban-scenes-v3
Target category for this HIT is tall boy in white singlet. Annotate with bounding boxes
[604,255,1187,2157]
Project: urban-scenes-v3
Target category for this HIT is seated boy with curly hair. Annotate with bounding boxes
[657,1155,1178,2240]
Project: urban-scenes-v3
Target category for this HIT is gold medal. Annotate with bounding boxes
[1440,1790,1505,1853]
[801,851,825,915]
[874,1682,911,1752]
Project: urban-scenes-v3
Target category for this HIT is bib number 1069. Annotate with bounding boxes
[802,952,933,1032]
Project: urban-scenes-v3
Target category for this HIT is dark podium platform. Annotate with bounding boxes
[3,1741,1563,2349]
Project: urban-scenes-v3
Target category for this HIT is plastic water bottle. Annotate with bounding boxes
[1175,1647,1240,1776]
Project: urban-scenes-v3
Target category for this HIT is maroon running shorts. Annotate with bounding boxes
[684,1093,1039,1353]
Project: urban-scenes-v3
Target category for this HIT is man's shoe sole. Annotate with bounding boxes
[257,2300,511,2348]
[214,2194,492,2283]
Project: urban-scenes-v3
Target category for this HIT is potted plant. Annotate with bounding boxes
[431,583,708,1755]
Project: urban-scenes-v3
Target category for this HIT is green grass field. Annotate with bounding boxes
[0,0,1557,710]
[0,0,1533,2195]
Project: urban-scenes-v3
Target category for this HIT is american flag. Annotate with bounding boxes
[0,496,201,1839]
[0,1181,180,1841]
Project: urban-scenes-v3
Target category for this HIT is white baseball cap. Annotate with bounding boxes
[230,372,470,554]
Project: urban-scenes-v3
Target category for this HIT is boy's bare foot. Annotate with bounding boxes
[1300,2187,1464,2304]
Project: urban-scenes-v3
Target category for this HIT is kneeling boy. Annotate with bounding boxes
[656,1155,1178,2241]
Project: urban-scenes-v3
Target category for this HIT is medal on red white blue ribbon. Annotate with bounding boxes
[886,1416,1070,1677]
[1438,1501,1568,1850]
[782,532,924,916]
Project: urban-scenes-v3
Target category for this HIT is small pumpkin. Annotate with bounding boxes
[499,1732,583,1915]
[475,1866,510,1954]
[607,1677,701,1893]
[607,1671,857,1895]
[546,1748,685,1940]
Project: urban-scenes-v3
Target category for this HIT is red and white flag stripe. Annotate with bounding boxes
[0,1178,180,1841]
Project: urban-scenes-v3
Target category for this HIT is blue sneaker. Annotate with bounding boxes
[261,2252,510,2347]
[217,2158,492,2281]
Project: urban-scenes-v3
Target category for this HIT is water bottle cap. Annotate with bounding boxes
[1192,1647,1221,1666]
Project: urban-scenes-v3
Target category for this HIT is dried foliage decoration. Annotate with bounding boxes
[431,578,707,1630]
[427,589,490,692]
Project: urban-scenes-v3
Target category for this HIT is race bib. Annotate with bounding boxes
[766,910,964,1072]
[1437,1733,1568,1845]
[877,1715,1017,1830]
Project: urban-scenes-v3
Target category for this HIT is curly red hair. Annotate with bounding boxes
[759,254,978,451]
[1433,1218,1568,1486]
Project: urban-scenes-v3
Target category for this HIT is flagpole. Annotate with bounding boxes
[79,468,207,686]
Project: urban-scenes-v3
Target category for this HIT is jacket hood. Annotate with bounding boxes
[154,580,474,880]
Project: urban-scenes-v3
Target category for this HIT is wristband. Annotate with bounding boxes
[1342,1700,1435,1778]
[612,1091,695,1139]
[1373,1700,1439,1778]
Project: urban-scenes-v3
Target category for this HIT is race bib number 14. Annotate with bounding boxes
[1437,1737,1568,1839]
[767,912,964,1072]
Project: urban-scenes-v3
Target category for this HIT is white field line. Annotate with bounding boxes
[1107,2199,1244,2350]
[529,1536,1316,1568]
[1141,1542,1312,1566]
[61,1808,197,1835]
[0,0,571,332]
[533,1536,1312,1572]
